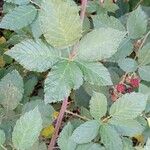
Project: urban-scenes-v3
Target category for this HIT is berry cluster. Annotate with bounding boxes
[110,75,140,102]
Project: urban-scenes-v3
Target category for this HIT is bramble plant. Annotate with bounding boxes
[0,0,150,150]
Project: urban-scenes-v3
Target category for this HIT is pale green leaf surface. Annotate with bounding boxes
[139,66,150,81]
[93,14,125,31]
[76,143,105,150]
[127,6,147,39]
[144,138,150,150]
[39,0,82,48]
[12,107,43,150]
[76,61,112,86]
[118,58,138,73]
[4,0,30,5]
[122,137,134,150]
[44,60,83,103]
[71,120,100,144]
[110,92,148,120]
[22,99,55,127]
[90,92,107,120]
[58,122,75,150]
[0,5,37,30]
[5,39,61,72]
[109,38,133,62]
[138,43,150,65]
[100,124,123,150]
[109,119,144,137]
[0,70,24,110]
[30,15,43,39]
[0,130,6,145]
[77,28,126,61]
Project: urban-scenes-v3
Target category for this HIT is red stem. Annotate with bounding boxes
[48,1,88,149]
[80,0,88,23]
[48,98,68,150]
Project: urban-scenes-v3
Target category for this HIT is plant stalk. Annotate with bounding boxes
[48,98,68,150]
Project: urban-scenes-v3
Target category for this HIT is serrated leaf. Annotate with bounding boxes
[139,84,150,112]
[118,58,138,73]
[76,28,126,61]
[30,15,43,39]
[0,70,24,110]
[109,38,133,62]
[71,120,100,144]
[138,65,150,81]
[0,130,6,145]
[76,143,105,150]
[28,141,47,150]
[12,107,43,150]
[5,39,60,72]
[138,43,150,65]
[0,5,37,30]
[44,60,83,103]
[76,61,112,86]
[22,99,55,127]
[100,124,123,150]
[127,6,147,39]
[58,122,75,150]
[92,14,125,31]
[122,137,134,150]
[144,138,150,150]
[110,92,148,120]
[109,119,144,137]
[39,0,82,48]
[90,92,107,120]
[4,0,30,5]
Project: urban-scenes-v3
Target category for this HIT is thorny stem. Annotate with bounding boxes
[69,0,88,60]
[65,110,90,121]
[48,1,88,149]
[48,98,68,150]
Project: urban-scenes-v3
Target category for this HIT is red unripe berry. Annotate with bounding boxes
[116,84,126,93]
[130,78,140,88]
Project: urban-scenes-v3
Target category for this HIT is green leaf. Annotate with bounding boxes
[58,122,75,150]
[139,83,150,112]
[138,43,150,65]
[127,6,147,39]
[28,141,47,150]
[76,61,112,86]
[0,70,24,110]
[90,92,107,120]
[92,14,125,31]
[12,107,43,150]
[118,58,138,73]
[30,15,43,39]
[109,119,144,137]
[76,28,126,61]
[22,99,55,127]
[39,0,82,48]
[122,137,134,150]
[76,143,105,150]
[4,0,30,5]
[139,66,150,81]
[110,92,148,120]
[5,39,60,72]
[71,120,100,144]
[109,38,133,62]
[44,60,83,103]
[144,138,150,150]
[0,5,37,30]
[100,124,123,150]
[0,130,6,145]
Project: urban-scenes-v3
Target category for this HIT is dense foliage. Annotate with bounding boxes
[0,0,150,150]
